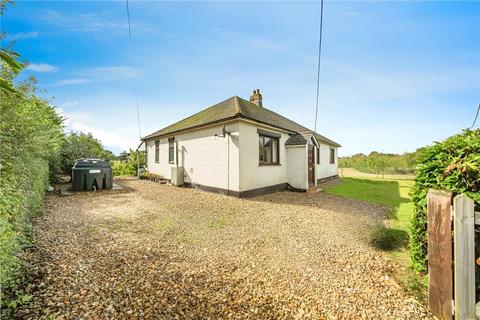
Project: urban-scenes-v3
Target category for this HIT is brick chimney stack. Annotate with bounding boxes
[249,89,263,107]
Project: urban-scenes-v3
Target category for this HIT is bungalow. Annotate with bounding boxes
[141,89,340,197]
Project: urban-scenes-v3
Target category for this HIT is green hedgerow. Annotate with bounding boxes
[409,129,480,273]
[1,36,64,314]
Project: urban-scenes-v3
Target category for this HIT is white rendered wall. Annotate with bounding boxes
[145,122,240,192]
[286,145,307,190]
[145,119,336,193]
[315,143,339,180]
[238,121,290,192]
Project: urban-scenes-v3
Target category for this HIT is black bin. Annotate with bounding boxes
[72,159,112,191]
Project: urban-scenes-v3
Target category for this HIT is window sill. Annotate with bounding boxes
[169,161,175,164]
[259,163,281,166]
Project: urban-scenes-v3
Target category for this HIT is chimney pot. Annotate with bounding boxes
[249,89,263,107]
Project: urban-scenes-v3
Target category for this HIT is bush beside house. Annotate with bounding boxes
[409,129,480,273]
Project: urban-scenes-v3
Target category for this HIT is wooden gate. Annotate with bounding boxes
[428,190,478,319]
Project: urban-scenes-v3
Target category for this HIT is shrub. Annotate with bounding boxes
[112,150,145,177]
[142,172,164,182]
[409,129,480,273]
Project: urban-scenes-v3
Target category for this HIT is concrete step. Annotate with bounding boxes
[307,186,323,193]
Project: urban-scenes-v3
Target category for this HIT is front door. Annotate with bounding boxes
[308,145,315,186]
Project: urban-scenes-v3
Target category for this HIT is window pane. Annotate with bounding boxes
[272,138,278,163]
[155,140,159,162]
[264,137,272,163]
[259,134,279,164]
[168,139,175,162]
[259,137,264,162]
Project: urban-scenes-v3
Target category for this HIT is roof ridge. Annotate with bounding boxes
[232,96,242,114]
[142,96,238,139]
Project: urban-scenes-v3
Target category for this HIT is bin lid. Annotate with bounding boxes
[73,158,111,168]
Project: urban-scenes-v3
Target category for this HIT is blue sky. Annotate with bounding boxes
[3,1,479,155]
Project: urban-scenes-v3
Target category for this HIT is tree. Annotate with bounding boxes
[59,132,115,174]
[1,1,23,96]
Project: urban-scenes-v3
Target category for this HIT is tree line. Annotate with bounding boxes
[339,150,420,175]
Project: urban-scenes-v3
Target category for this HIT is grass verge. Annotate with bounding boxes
[324,177,428,303]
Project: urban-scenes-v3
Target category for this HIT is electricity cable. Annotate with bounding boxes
[469,104,480,129]
[125,0,142,139]
[314,0,324,133]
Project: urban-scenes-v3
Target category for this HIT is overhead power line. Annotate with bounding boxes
[314,0,324,133]
[125,0,132,39]
[125,0,142,139]
[470,104,480,129]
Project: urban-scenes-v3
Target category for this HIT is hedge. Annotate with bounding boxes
[409,129,480,273]
[0,72,64,310]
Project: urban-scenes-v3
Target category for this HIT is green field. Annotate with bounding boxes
[324,177,427,301]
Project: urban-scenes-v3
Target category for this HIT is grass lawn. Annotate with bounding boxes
[324,177,427,302]
[325,177,413,233]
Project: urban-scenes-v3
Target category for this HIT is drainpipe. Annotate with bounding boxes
[136,140,144,179]
[175,140,179,168]
[227,132,230,196]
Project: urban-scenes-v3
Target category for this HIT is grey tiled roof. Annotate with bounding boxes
[142,96,341,147]
[285,134,308,146]
[285,132,316,146]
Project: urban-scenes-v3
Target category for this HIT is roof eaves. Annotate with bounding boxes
[313,132,341,147]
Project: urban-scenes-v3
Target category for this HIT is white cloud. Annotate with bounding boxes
[60,101,79,108]
[10,31,40,40]
[69,121,138,152]
[53,66,141,86]
[53,78,91,86]
[55,107,139,153]
[346,11,360,16]
[80,66,141,80]
[37,9,157,34]
[26,63,58,72]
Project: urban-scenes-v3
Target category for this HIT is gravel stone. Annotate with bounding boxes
[17,178,432,319]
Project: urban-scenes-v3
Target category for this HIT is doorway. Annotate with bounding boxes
[308,145,315,186]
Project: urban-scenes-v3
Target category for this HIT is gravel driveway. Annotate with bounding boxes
[17,178,431,319]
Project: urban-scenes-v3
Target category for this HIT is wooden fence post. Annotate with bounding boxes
[428,190,453,319]
[454,194,476,319]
